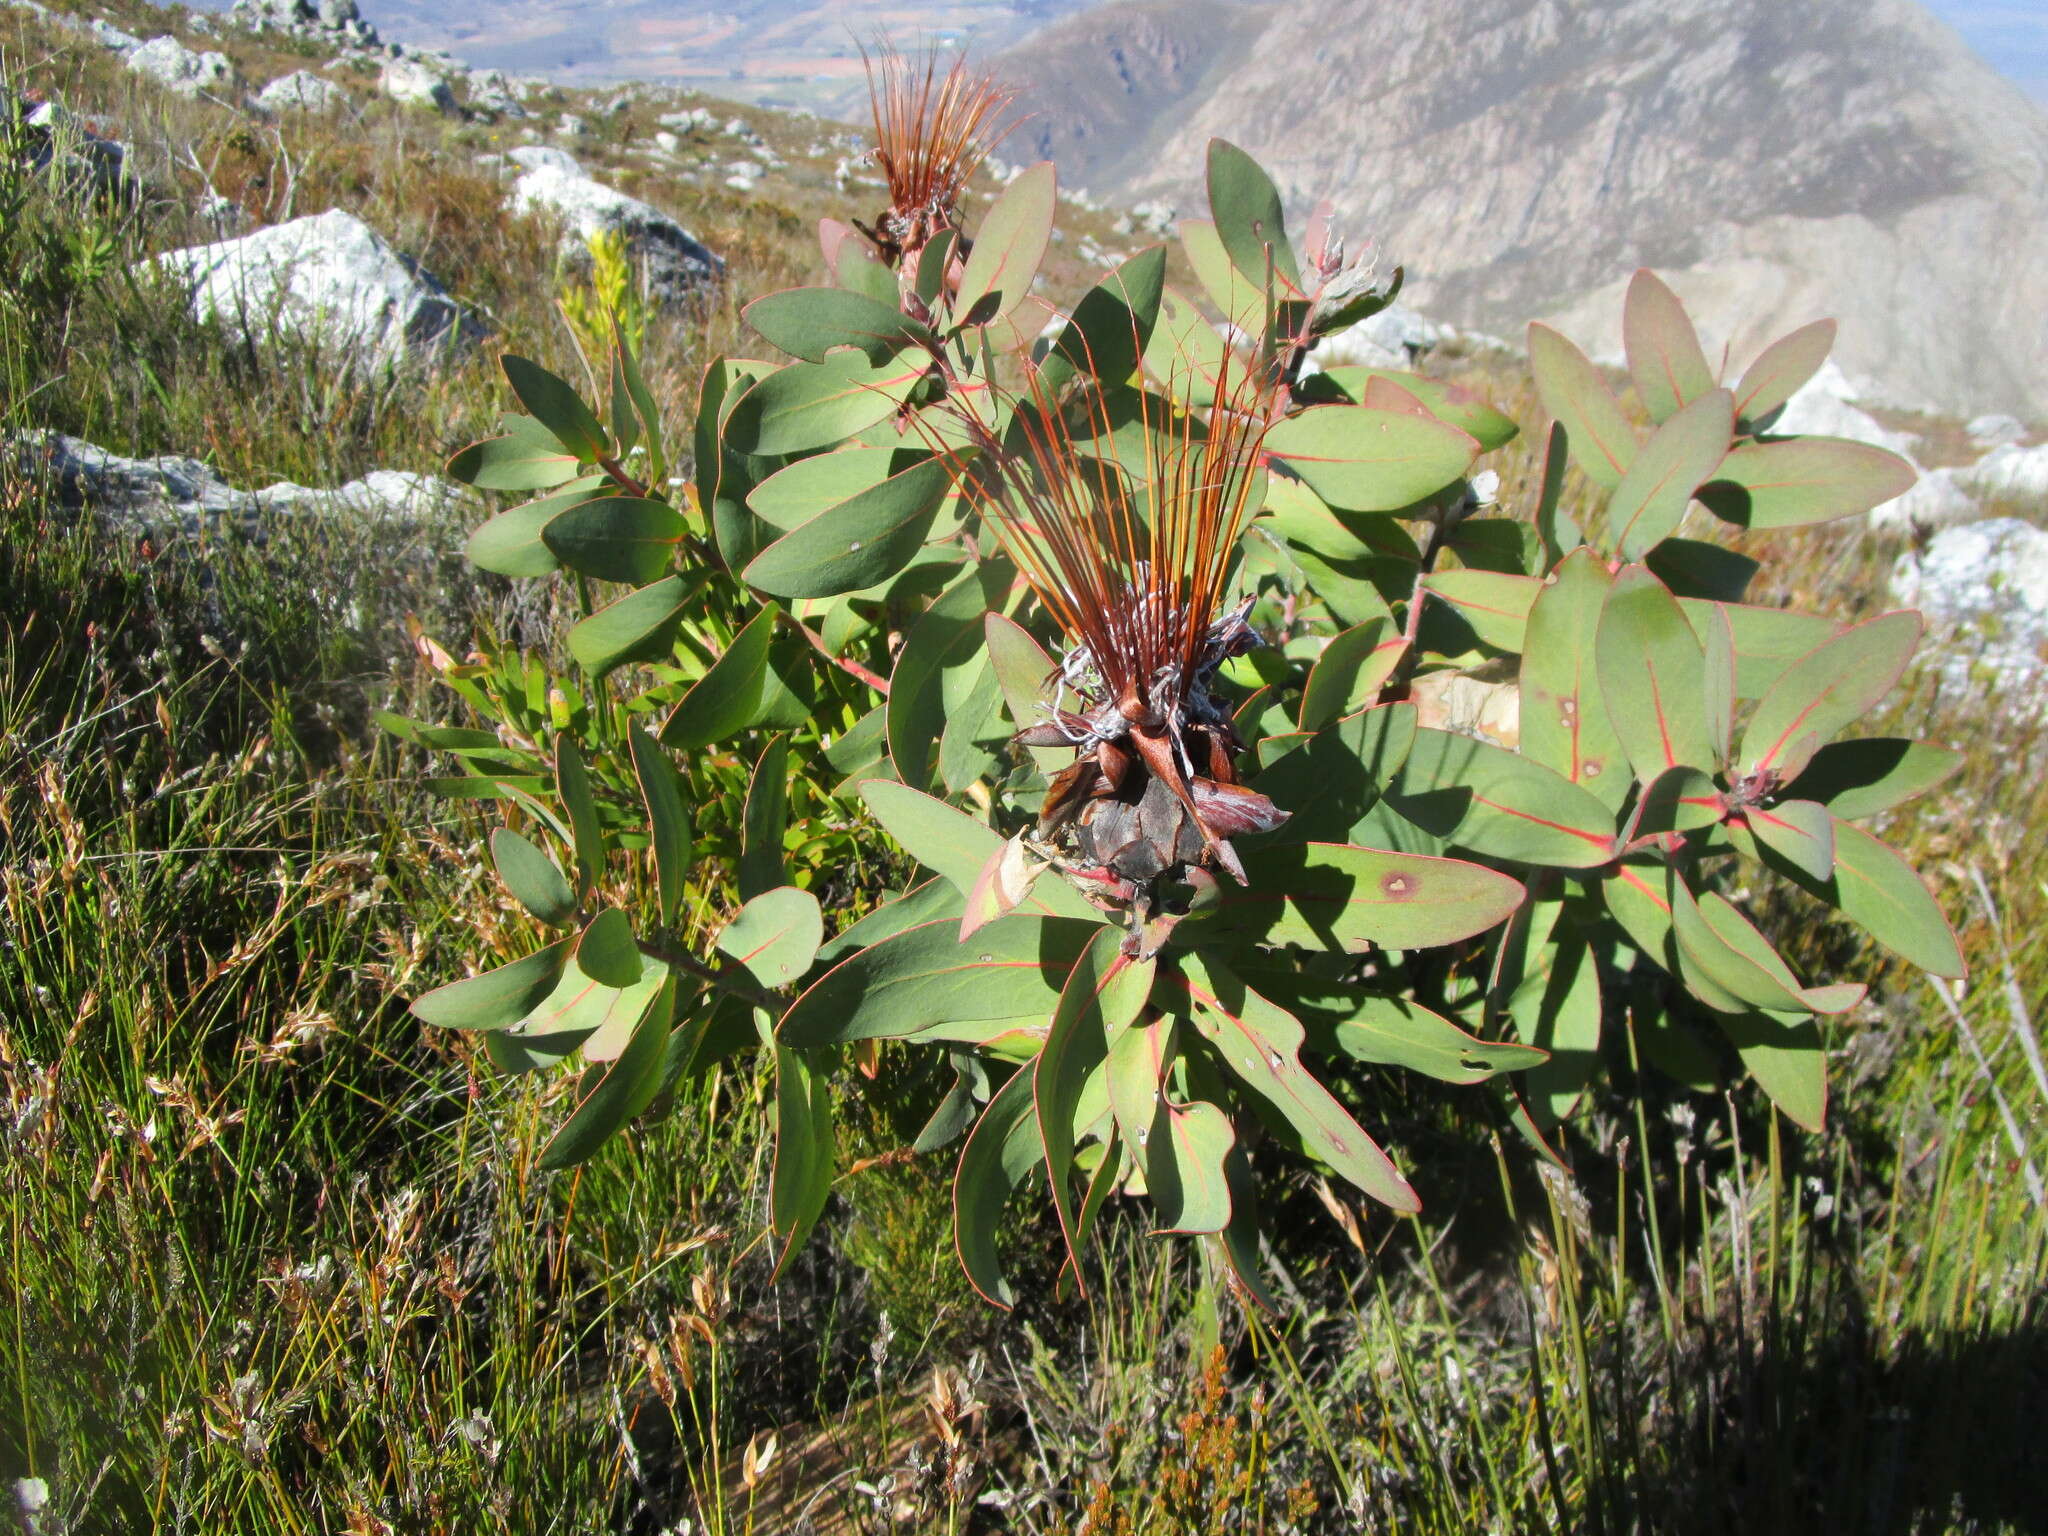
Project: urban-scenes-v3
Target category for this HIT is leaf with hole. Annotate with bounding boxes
[1219,841,1526,952]
[1179,954,1418,1212]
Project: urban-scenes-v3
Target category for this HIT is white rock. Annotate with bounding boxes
[1960,442,2048,505]
[506,144,580,175]
[652,130,680,154]
[257,70,348,114]
[90,18,140,50]
[1890,517,2048,695]
[126,36,235,96]
[510,164,722,300]
[1869,464,1976,533]
[1967,413,2027,450]
[1769,359,1917,455]
[380,58,454,114]
[149,208,475,371]
[16,429,463,531]
[256,468,463,519]
[467,68,526,120]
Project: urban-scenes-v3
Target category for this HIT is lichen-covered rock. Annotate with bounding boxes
[257,70,349,114]
[14,429,465,529]
[1967,413,2027,450]
[126,36,236,96]
[510,163,723,301]
[149,208,477,371]
[1890,517,2048,696]
[380,58,455,115]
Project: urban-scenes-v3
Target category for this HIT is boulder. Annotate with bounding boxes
[90,18,140,51]
[380,58,455,115]
[506,144,581,175]
[1890,518,2048,697]
[126,36,236,96]
[1959,442,2048,506]
[1768,360,1917,456]
[467,68,526,121]
[257,70,349,114]
[1869,465,1976,535]
[15,429,465,529]
[149,208,476,372]
[510,163,723,301]
[1967,413,2027,450]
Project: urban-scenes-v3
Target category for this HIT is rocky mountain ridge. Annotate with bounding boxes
[998,0,2048,421]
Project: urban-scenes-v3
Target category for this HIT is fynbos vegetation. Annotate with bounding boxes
[395,56,1957,1305]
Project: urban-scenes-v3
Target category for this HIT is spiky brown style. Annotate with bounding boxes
[856,43,1016,270]
[936,351,1290,947]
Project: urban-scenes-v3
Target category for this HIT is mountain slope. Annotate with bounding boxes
[1000,0,2048,417]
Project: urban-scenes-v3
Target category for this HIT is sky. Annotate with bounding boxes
[1922,0,2048,102]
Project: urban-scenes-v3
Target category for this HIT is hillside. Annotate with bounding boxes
[998,0,2048,419]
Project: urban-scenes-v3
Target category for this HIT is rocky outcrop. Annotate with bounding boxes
[380,58,455,115]
[509,158,722,301]
[1891,518,2048,697]
[14,430,464,529]
[1959,443,2048,506]
[1005,0,2048,420]
[149,208,477,372]
[229,0,379,51]
[125,36,236,96]
[256,71,349,115]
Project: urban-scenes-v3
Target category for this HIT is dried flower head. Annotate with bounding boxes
[857,42,1016,269]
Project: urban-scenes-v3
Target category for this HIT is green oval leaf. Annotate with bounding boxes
[952,1065,1043,1308]
[739,735,789,901]
[575,908,642,989]
[1607,388,1733,560]
[744,285,932,363]
[716,886,825,990]
[629,726,692,926]
[464,476,606,576]
[536,979,673,1171]
[956,161,1057,325]
[1221,841,1527,952]
[1266,405,1478,513]
[662,603,781,750]
[1420,570,1541,654]
[1623,269,1717,424]
[1738,611,1922,782]
[1595,565,1716,780]
[769,1037,834,1277]
[1178,954,1418,1212]
[1785,738,1962,821]
[1298,618,1404,730]
[568,574,692,677]
[742,453,952,599]
[410,939,570,1030]
[722,350,925,456]
[448,432,583,492]
[540,496,684,585]
[777,914,1092,1048]
[555,736,603,897]
[1528,322,1637,488]
[857,779,1103,924]
[491,828,576,928]
[1697,437,1917,529]
[501,354,608,461]
[1742,798,1835,882]
[1386,728,1617,867]
[1205,138,1300,289]
[1734,319,1835,426]
[1519,549,1629,809]
[1328,994,1547,1085]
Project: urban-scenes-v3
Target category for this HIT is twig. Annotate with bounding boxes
[597,455,651,499]
[637,938,782,1014]
[776,609,890,695]
[1928,975,2046,1209]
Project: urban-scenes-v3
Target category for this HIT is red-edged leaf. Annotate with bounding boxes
[1738,611,1922,782]
[1595,565,1716,779]
[1734,319,1835,425]
[1528,322,1637,487]
[1623,269,1717,424]
[1606,388,1733,560]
